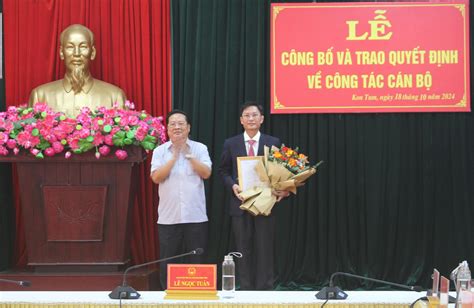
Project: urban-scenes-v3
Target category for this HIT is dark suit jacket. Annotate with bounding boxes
[218,133,281,216]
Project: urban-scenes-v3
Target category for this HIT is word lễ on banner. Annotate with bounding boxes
[271,1,470,113]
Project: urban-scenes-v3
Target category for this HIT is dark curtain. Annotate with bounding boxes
[171,0,474,290]
[0,0,14,271]
[2,0,171,268]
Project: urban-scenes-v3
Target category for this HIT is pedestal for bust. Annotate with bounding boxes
[0,147,159,290]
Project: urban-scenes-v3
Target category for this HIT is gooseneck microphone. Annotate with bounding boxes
[109,248,204,299]
[316,272,423,300]
[0,278,32,287]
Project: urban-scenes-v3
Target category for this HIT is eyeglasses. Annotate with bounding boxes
[242,113,261,119]
[168,122,187,128]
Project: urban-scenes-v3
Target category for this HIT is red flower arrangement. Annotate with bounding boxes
[0,102,167,160]
[268,144,314,173]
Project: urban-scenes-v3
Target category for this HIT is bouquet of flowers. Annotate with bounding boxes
[0,102,167,160]
[239,144,322,216]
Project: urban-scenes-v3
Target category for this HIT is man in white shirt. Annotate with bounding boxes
[151,110,212,289]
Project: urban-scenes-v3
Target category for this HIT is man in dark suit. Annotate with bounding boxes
[219,101,289,290]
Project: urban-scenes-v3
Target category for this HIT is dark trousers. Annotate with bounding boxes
[158,222,208,290]
[232,213,275,290]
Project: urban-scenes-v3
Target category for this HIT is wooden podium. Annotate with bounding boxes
[0,147,158,290]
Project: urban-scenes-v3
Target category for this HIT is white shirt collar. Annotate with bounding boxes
[166,138,191,150]
[243,131,261,142]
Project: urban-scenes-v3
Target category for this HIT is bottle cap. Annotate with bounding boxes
[458,261,471,279]
[224,252,243,261]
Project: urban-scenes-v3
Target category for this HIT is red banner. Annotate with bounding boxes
[270,2,470,113]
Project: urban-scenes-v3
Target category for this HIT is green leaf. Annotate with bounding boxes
[78,139,94,152]
[126,130,136,139]
[112,130,126,146]
[9,131,18,139]
[37,139,51,150]
[140,135,157,150]
[13,118,36,130]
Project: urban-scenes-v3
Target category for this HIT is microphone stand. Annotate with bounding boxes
[109,249,202,299]
[316,272,423,300]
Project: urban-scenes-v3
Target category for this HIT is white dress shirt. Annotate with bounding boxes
[243,131,261,156]
[150,139,212,225]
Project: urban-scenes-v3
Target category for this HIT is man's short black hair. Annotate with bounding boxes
[240,101,264,116]
[166,109,191,126]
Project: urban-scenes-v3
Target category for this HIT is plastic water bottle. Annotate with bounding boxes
[222,254,235,298]
[456,261,471,307]
[221,252,242,298]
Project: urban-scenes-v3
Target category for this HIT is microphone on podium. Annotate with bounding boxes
[109,248,204,299]
[0,278,32,287]
[315,272,423,300]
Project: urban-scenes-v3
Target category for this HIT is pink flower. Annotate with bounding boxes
[92,133,105,146]
[0,118,14,131]
[7,106,17,113]
[17,131,40,148]
[125,100,135,110]
[135,127,148,141]
[76,111,92,126]
[111,127,121,135]
[104,135,114,146]
[33,102,49,113]
[67,138,79,150]
[52,141,64,153]
[120,115,139,127]
[65,151,72,159]
[128,116,139,126]
[115,149,128,160]
[102,108,116,118]
[44,147,56,157]
[54,123,73,140]
[30,148,40,156]
[95,151,101,159]
[13,148,19,155]
[0,132,8,145]
[6,139,17,149]
[78,128,91,139]
[119,117,130,127]
[0,145,8,156]
[92,118,105,130]
[99,145,111,156]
